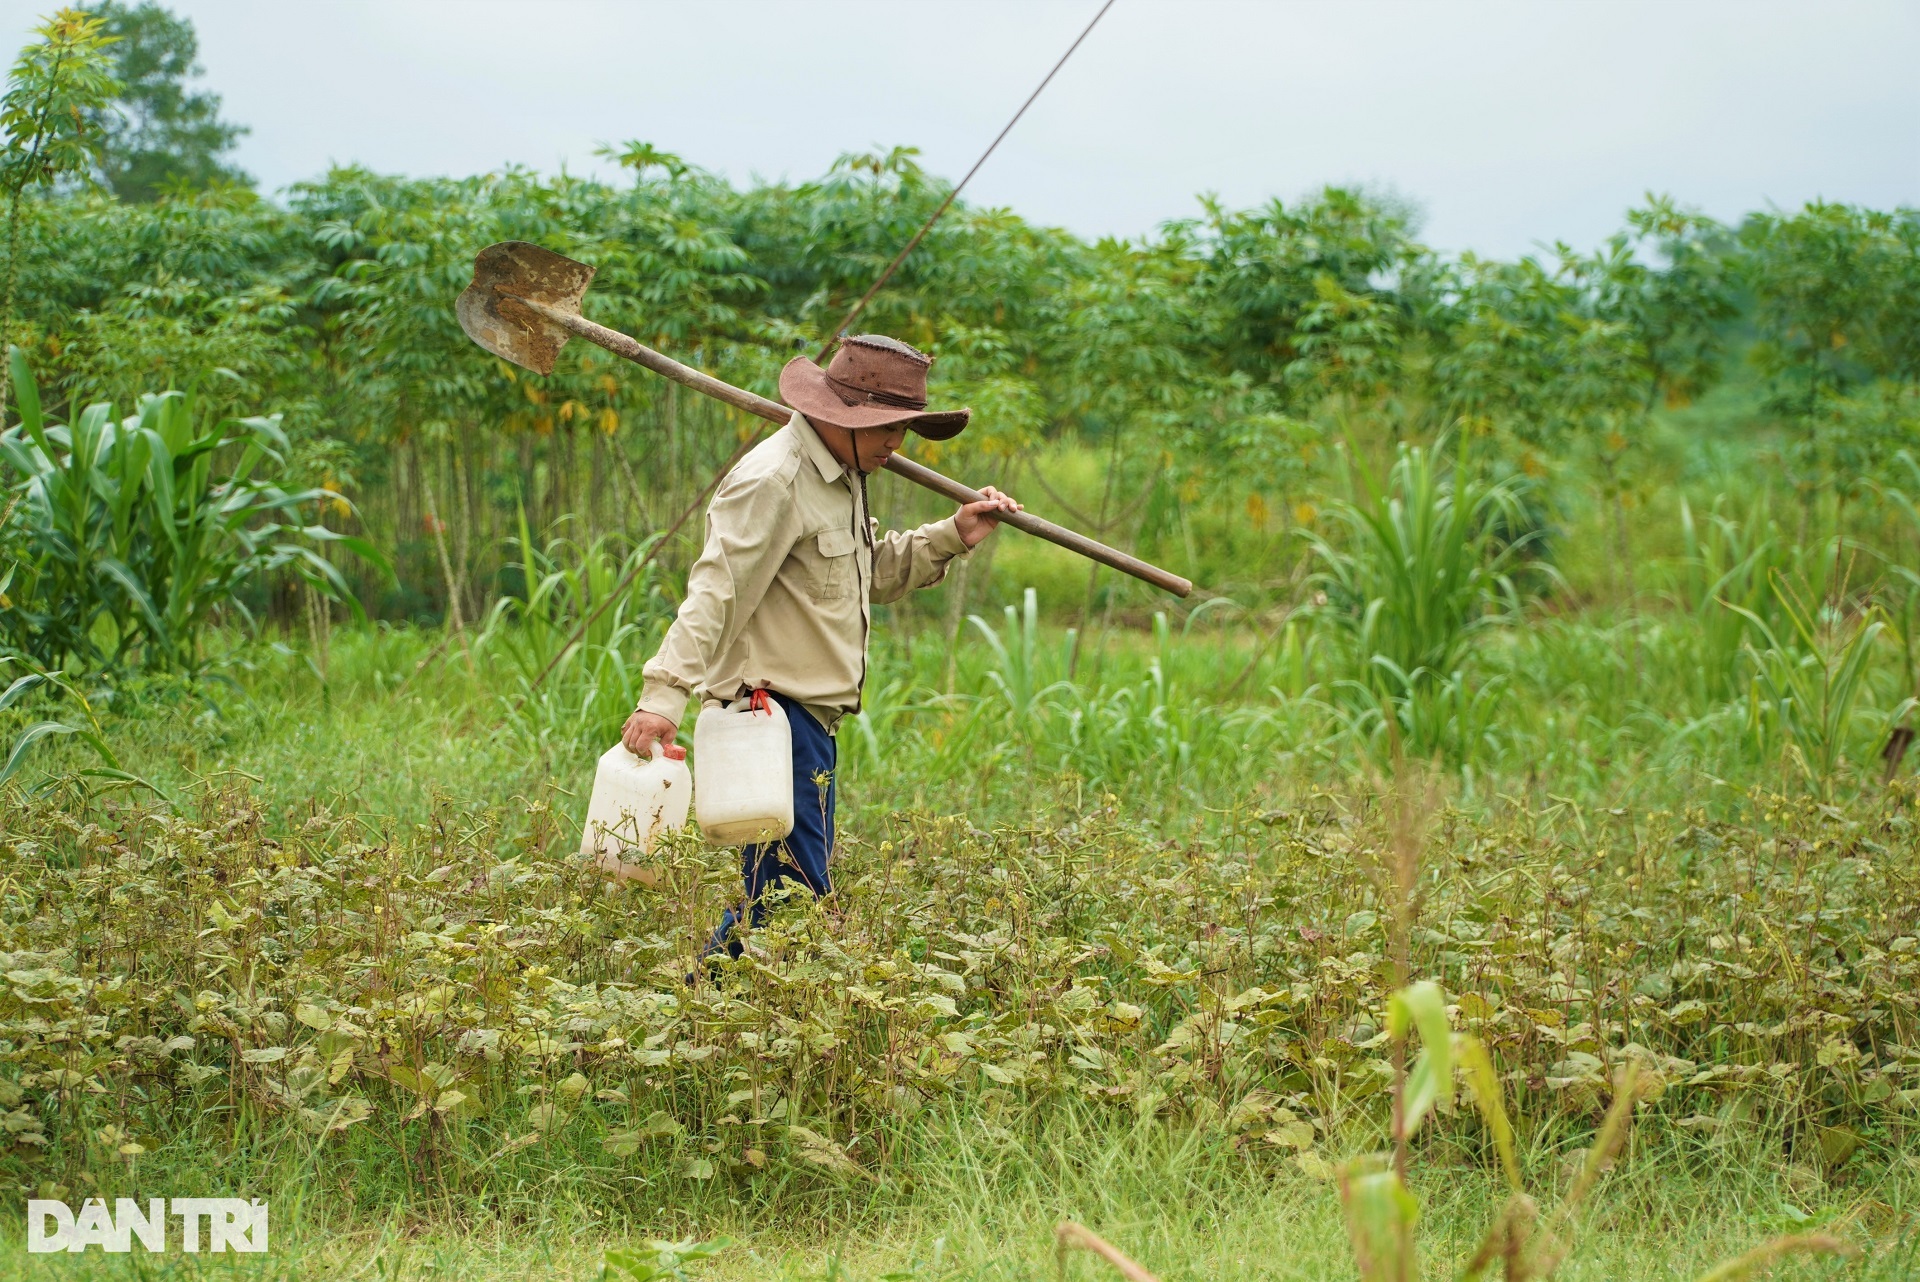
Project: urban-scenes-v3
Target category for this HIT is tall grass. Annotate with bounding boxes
[1677,497,1772,704]
[1303,441,1535,759]
[478,504,676,763]
[1735,575,1914,796]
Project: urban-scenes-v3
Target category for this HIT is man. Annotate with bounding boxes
[619,334,1019,963]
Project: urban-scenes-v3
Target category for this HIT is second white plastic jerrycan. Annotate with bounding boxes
[694,689,795,845]
[580,741,691,872]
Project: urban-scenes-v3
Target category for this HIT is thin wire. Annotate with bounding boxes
[532,2,1117,704]
[815,0,1117,360]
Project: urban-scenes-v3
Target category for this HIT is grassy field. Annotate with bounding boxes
[7,1150,1915,1281]
[5,368,1920,1282]
[3,597,1919,1279]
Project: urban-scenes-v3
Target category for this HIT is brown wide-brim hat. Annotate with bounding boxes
[779,334,971,441]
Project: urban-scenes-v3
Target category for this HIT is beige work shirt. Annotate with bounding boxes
[636,410,971,733]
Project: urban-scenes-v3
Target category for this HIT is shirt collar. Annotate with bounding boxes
[791,410,849,485]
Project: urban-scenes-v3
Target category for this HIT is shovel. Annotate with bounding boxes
[457,241,1193,598]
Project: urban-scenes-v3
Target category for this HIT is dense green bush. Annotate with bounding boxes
[10,147,1912,627]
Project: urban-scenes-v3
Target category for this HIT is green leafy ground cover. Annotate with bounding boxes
[1,617,1918,1279]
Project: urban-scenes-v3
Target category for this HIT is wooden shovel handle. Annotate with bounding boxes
[878,455,1192,597]
[513,298,1194,598]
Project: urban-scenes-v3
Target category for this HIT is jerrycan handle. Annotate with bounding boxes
[661,743,686,760]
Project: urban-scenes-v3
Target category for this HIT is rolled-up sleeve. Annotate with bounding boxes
[870,516,970,605]
[637,469,798,726]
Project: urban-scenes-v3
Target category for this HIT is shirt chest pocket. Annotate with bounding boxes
[802,527,860,600]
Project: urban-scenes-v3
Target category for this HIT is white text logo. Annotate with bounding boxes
[26,1198,268,1253]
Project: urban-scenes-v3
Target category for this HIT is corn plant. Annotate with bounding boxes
[0,350,381,672]
[479,503,674,755]
[1673,494,1817,707]
[1732,571,1913,795]
[967,587,1074,731]
[1305,441,1537,758]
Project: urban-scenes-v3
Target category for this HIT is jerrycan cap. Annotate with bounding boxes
[661,744,686,761]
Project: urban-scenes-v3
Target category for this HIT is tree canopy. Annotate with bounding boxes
[81,0,249,201]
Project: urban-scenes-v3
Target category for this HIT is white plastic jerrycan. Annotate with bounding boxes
[580,741,691,868]
[694,689,794,845]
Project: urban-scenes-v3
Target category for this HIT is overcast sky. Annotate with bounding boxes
[6,0,1917,259]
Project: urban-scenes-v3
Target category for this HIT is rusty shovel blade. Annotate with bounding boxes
[456,241,597,376]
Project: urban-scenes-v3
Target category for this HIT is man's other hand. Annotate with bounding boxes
[621,710,678,757]
[955,486,1022,548]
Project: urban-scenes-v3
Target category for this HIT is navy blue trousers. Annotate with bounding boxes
[703,696,835,960]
